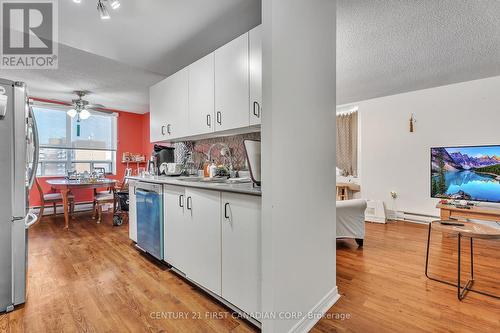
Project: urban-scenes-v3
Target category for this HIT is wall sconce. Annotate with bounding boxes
[409,113,416,132]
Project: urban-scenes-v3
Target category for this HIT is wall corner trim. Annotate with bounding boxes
[288,286,341,333]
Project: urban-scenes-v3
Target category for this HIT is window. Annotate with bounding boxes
[33,106,117,176]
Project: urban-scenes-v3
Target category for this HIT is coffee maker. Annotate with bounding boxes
[151,145,175,174]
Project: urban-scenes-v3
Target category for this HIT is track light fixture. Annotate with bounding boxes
[110,0,121,10]
[73,1,121,20]
[97,0,110,19]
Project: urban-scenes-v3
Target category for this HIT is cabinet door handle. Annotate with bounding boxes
[179,194,184,208]
[161,125,166,135]
[216,111,222,125]
[224,202,230,219]
[207,114,211,127]
[253,101,261,118]
[186,196,192,210]
[167,124,172,135]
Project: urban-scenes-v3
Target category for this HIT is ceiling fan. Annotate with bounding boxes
[66,90,106,121]
[65,90,110,137]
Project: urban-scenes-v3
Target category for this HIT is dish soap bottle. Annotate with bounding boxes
[203,162,209,177]
[209,160,217,178]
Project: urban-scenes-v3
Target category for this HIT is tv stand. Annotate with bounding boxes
[437,203,500,222]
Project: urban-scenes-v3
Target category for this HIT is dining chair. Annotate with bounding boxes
[92,169,132,224]
[92,189,116,224]
[35,178,75,223]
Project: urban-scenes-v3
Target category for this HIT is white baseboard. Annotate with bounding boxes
[365,217,386,224]
[289,286,341,333]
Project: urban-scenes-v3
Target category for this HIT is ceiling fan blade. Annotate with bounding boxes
[86,105,116,115]
[86,104,106,109]
[30,97,72,107]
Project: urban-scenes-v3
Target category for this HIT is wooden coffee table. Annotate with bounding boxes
[425,220,500,300]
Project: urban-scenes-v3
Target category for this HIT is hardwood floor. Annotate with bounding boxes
[2,214,500,332]
[0,212,258,333]
[313,221,500,333]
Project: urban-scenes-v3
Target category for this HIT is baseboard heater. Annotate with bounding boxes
[30,202,95,216]
[394,211,439,224]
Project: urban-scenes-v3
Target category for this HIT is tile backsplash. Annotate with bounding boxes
[173,132,261,171]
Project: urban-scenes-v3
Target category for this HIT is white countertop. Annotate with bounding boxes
[127,176,261,196]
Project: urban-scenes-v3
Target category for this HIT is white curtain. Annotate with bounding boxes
[336,112,358,176]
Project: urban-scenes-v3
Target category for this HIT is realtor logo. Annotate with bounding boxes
[0,0,58,69]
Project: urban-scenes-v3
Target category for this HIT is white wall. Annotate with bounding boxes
[262,0,337,332]
[358,75,500,217]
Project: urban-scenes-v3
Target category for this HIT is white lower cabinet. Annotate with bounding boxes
[163,185,188,273]
[128,181,137,242]
[183,188,222,296]
[221,193,261,314]
[163,186,261,315]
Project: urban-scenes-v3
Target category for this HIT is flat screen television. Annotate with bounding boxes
[431,145,500,203]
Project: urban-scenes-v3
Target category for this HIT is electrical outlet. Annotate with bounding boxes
[390,191,398,199]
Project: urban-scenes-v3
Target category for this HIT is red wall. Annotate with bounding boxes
[30,111,150,207]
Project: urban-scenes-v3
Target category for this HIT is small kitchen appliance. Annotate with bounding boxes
[152,145,175,175]
[243,140,261,186]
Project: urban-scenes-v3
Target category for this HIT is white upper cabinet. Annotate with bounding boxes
[149,78,169,143]
[150,68,189,142]
[149,25,262,142]
[215,32,250,131]
[188,53,215,135]
[249,25,262,126]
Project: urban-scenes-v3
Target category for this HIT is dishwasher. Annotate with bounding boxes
[135,181,164,260]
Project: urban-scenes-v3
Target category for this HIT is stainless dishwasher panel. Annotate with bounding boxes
[136,182,164,260]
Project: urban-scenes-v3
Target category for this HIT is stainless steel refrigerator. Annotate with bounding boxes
[0,78,39,313]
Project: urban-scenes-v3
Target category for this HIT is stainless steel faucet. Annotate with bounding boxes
[207,142,234,172]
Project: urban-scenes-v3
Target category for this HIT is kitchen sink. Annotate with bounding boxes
[177,177,226,183]
[177,177,251,184]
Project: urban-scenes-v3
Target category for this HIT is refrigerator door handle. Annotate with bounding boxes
[28,105,39,190]
[0,94,7,119]
[24,213,38,229]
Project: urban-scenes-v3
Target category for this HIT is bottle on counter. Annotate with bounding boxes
[209,160,217,178]
[203,162,210,177]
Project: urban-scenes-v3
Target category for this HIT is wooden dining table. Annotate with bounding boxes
[46,178,117,229]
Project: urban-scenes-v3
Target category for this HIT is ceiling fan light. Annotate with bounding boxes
[97,0,110,19]
[67,109,77,118]
[80,109,91,120]
[110,0,120,10]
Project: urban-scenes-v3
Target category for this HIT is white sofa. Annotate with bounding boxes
[336,199,367,246]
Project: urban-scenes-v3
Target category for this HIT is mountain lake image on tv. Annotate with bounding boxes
[431,146,500,203]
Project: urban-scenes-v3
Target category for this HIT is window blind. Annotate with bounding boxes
[33,106,118,151]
